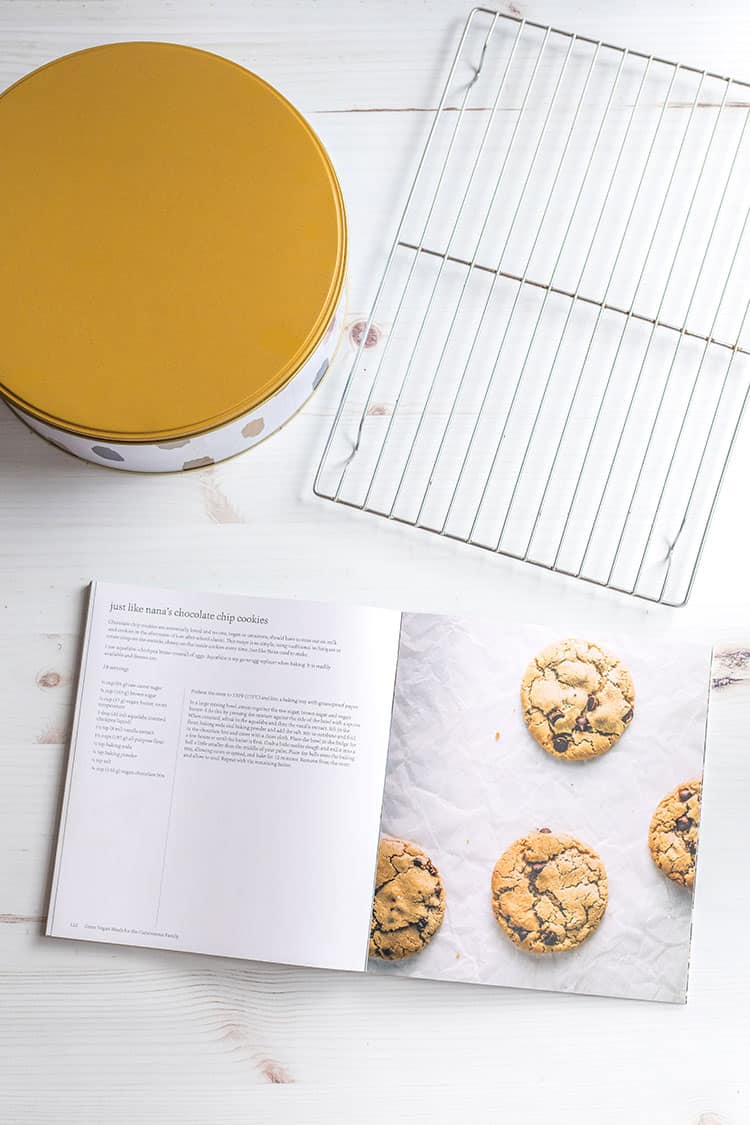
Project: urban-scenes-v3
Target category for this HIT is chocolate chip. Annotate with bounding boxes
[547,708,564,725]
[575,715,592,731]
[529,862,546,877]
[622,709,633,724]
[678,788,691,802]
[675,816,692,831]
[552,735,570,753]
[538,827,552,834]
[513,927,529,941]
[543,932,558,946]
[415,917,427,931]
[587,695,598,711]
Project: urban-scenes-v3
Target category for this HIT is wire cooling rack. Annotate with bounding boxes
[314,8,750,606]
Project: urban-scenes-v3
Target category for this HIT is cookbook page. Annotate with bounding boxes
[47,582,401,972]
[368,616,711,1003]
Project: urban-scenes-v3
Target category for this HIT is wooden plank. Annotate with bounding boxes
[0,0,749,111]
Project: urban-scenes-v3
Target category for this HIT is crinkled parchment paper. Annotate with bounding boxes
[369,615,711,1003]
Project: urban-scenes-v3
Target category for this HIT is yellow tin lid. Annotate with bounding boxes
[0,42,346,441]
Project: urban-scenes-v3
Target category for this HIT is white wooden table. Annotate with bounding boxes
[1,2,749,1121]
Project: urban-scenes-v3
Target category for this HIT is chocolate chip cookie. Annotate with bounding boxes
[369,838,446,960]
[648,779,702,889]
[521,638,635,761]
[491,829,608,953]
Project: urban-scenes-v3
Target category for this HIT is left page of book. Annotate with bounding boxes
[47,581,401,972]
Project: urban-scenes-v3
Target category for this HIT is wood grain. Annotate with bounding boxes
[1,1,749,1122]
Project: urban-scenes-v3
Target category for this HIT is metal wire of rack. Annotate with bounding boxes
[314,8,750,606]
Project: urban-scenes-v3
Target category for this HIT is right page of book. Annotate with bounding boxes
[367,617,711,1003]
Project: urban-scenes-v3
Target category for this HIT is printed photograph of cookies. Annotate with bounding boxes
[369,614,711,1002]
[648,780,702,890]
[490,829,608,954]
[369,838,446,960]
[520,638,635,760]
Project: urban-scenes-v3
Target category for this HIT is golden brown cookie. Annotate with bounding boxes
[491,829,608,953]
[520,638,635,761]
[648,779,702,889]
[369,838,445,960]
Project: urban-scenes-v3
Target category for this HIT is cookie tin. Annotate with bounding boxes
[0,42,346,471]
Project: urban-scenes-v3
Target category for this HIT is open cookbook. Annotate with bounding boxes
[47,582,712,1003]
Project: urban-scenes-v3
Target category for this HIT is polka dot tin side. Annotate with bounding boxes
[8,305,343,473]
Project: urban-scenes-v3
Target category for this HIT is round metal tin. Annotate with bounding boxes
[0,42,347,472]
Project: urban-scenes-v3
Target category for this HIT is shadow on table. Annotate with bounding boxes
[38,588,92,943]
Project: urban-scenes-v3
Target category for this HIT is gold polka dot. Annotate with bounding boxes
[242,418,265,438]
[182,455,214,470]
